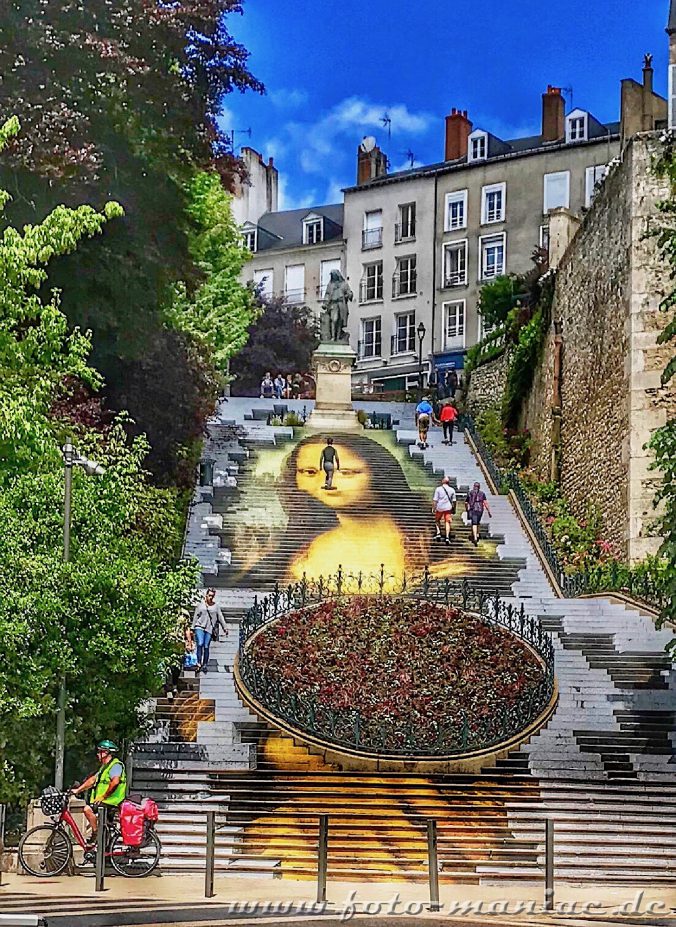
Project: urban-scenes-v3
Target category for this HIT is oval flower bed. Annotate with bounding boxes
[243,597,548,756]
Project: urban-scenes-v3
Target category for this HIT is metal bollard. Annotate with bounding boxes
[426,819,441,912]
[544,818,554,911]
[205,811,216,898]
[95,805,107,892]
[316,814,328,905]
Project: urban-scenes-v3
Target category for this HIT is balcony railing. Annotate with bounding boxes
[394,223,416,243]
[362,227,383,250]
[443,270,467,288]
[359,279,383,303]
[392,272,417,299]
[390,334,415,355]
[284,288,306,304]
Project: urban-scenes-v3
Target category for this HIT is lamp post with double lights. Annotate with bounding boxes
[417,321,427,402]
[55,443,106,791]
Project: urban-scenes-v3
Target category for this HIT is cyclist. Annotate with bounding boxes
[72,739,127,838]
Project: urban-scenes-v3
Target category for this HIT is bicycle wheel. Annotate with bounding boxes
[109,830,161,877]
[18,825,72,877]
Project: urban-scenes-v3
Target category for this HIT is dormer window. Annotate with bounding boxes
[242,226,257,252]
[468,131,487,162]
[566,109,588,143]
[303,214,323,245]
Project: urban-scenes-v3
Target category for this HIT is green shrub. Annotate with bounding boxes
[283,411,305,427]
[477,276,516,329]
[503,309,545,427]
[356,409,368,426]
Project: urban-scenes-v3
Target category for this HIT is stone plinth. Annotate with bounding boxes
[306,343,361,433]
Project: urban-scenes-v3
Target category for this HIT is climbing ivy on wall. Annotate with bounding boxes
[648,135,676,634]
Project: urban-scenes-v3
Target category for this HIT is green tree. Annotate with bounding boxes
[477,275,516,330]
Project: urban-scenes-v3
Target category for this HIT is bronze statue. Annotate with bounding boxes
[320,270,353,344]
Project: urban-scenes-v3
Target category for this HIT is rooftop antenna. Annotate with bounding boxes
[404,149,416,168]
[381,112,392,141]
[228,127,252,151]
[561,87,573,112]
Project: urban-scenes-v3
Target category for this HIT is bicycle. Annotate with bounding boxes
[18,787,161,878]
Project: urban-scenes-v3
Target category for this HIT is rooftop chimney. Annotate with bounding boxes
[542,86,565,143]
[357,143,388,185]
[445,108,473,161]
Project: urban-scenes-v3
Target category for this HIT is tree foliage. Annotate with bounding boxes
[0,118,197,801]
[229,296,319,396]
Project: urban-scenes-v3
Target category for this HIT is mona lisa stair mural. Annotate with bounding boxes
[133,399,676,883]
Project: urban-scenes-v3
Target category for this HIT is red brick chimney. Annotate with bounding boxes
[357,143,388,184]
[445,108,473,161]
[542,86,565,142]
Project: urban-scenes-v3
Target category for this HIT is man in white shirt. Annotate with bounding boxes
[432,476,457,545]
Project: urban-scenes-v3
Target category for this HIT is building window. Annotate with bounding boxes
[284,264,305,304]
[566,110,588,143]
[443,301,465,350]
[253,268,273,299]
[243,228,257,252]
[362,209,383,250]
[319,259,341,298]
[303,216,323,245]
[480,233,506,280]
[396,203,416,241]
[468,131,487,162]
[360,317,382,359]
[393,312,416,354]
[442,240,468,288]
[481,182,506,224]
[393,255,417,298]
[444,190,467,231]
[539,224,550,252]
[543,171,570,212]
[585,164,607,207]
[360,262,383,302]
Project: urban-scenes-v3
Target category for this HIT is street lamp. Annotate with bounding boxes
[55,443,106,790]
[417,321,426,402]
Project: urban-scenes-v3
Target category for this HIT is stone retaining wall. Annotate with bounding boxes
[466,350,510,418]
[522,134,674,562]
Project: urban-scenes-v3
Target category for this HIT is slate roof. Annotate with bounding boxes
[254,204,344,252]
[343,119,622,193]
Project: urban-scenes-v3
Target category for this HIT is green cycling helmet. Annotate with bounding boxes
[96,739,119,754]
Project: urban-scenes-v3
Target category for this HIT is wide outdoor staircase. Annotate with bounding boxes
[134,400,675,885]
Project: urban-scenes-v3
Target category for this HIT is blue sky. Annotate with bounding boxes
[221,1,669,209]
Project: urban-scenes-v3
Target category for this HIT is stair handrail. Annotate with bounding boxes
[461,414,666,611]
[237,574,556,758]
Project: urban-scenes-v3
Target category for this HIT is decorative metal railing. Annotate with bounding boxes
[462,414,666,610]
[237,571,555,758]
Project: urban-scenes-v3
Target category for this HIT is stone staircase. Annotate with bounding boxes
[134,400,675,884]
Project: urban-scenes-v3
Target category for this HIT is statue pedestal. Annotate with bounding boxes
[306,343,361,433]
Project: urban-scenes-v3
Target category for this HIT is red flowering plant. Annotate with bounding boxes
[247,597,546,754]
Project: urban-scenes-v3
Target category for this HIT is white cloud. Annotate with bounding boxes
[269,88,309,110]
[278,175,319,211]
[280,95,433,176]
[324,178,348,203]
[390,157,424,173]
[262,136,290,162]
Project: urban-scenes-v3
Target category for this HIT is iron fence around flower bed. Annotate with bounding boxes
[461,414,667,611]
[237,572,555,758]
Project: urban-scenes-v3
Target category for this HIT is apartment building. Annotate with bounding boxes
[235,57,666,390]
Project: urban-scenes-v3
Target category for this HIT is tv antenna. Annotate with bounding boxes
[561,87,573,111]
[403,149,416,168]
[381,112,392,140]
[228,127,252,151]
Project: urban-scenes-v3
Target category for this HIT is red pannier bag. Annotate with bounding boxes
[119,800,145,847]
[141,797,159,823]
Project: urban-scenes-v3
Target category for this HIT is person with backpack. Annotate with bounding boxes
[415,396,434,449]
[432,476,457,545]
[72,740,127,837]
[466,481,492,546]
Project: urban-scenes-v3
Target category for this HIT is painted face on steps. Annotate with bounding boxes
[295,443,370,509]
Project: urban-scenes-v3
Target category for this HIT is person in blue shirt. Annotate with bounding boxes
[415,397,434,449]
